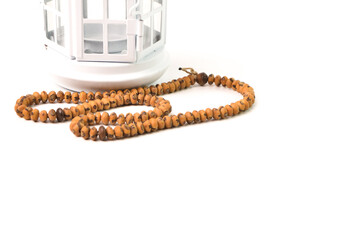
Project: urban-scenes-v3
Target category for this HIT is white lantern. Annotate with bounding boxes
[42,0,168,91]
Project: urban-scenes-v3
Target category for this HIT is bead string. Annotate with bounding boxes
[14,68,255,141]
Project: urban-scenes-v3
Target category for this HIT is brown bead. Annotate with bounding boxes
[31,109,39,122]
[178,114,187,126]
[16,105,26,117]
[150,95,157,107]
[157,117,165,130]
[213,108,221,120]
[136,122,145,134]
[106,126,115,140]
[143,86,151,95]
[226,78,233,88]
[87,113,95,126]
[70,116,81,131]
[39,110,48,122]
[114,126,124,139]
[95,99,104,111]
[76,104,85,115]
[115,94,124,106]
[163,116,172,129]
[154,108,163,118]
[110,90,117,95]
[125,113,134,124]
[214,75,222,87]
[156,84,164,95]
[117,114,125,125]
[63,108,73,121]
[22,107,32,120]
[208,74,215,85]
[221,77,228,87]
[140,111,148,122]
[56,91,64,103]
[109,112,118,125]
[83,103,91,114]
[199,110,207,122]
[81,126,90,140]
[33,92,41,104]
[137,87,145,95]
[48,91,57,103]
[72,92,79,104]
[90,127,98,141]
[41,91,48,103]
[192,111,201,123]
[123,94,131,105]
[161,83,170,94]
[70,106,80,118]
[95,92,102,100]
[137,94,145,105]
[220,107,228,119]
[101,98,110,110]
[150,118,158,132]
[98,126,107,141]
[79,91,87,103]
[72,124,81,137]
[168,82,176,93]
[89,101,98,113]
[123,89,130,95]
[184,77,191,88]
[232,80,239,91]
[109,97,117,108]
[171,115,180,127]
[225,105,234,117]
[197,73,208,86]
[143,120,151,133]
[143,94,151,106]
[148,110,157,119]
[121,124,131,137]
[150,86,158,95]
[173,80,181,91]
[205,108,213,120]
[185,112,194,124]
[64,91,72,103]
[188,74,196,85]
[179,78,186,89]
[87,92,95,101]
[129,123,138,136]
[56,108,65,122]
[231,103,240,115]
[241,99,250,110]
[101,112,109,125]
[48,109,57,122]
[134,112,141,123]
[95,112,101,124]
[103,91,110,98]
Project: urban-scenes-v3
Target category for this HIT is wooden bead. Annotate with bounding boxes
[64,91,72,103]
[150,118,158,132]
[231,103,240,115]
[87,113,95,126]
[90,127,98,141]
[150,95,157,107]
[232,80,239,91]
[173,80,181,91]
[154,108,163,117]
[72,92,79,104]
[220,107,228,119]
[114,126,124,139]
[137,87,145,95]
[213,108,221,120]
[197,73,208,86]
[157,117,165,130]
[22,107,32,120]
[79,91,87,103]
[56,108,65,122]
[33,92,41,104]
[161,83,170,94]
[39,110,48,122]
[143,120,151,133]
[134,112,141,123]
[101,112,109,125]
[87,92,95,101]
[225,105,234,117]
[95,99,104,111]
[83,102,91,114]
[199,110,207,122]
[143,86,151,95]
[179,78,186,89]
[89,101,98,113]
[72,124,81,137]
[81,126,90,140]
[106,126,115,140]
[70,106,80,118]
[184,77,191,88]
[109,97,117,108]
[115,94,124,106]
[125,113,134,124]
[95,112,101,124]
[98,126,107,141]
[178,113,187,126]
[41,91,48,103]
[185,112,194,124]
[241,99,250,110]
[208,74,215,85]
[95,92,102,100]
[101,98,110,110]
[205,108,213,120]
[124,94,131,105]
[214,75,222,87]
[168,82,176,93]
[140,111,148,122]
[221,77,228,87]
[31,109,39,122]
[150,86,158,95]
[137,94,144,105]
[163,116,172,129]
[48,109,57,122]
[103,91,110,98]
[171,115,180,127]
[109,112,118,125]
[117,114,125,125]
[63,108,72,121]
[123,89,131,95]
[157,84,164,95]
[129,123,138,136]
[136,122,145,134]
[192,110,201,123]
[226,78,233,88]
[16,105,26,117]
[48,91,57,103]
[76,105,85,115]
[121,124,131,137]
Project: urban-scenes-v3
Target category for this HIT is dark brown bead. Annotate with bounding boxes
[56,108,65,122]
[197,73,208,86]
[99,126,107,141]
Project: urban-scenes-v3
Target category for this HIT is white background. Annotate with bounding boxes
[1,0,361,239]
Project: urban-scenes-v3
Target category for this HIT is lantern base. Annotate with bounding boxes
[45,50,169,92]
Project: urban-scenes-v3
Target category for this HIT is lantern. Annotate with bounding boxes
[42,0,168,91]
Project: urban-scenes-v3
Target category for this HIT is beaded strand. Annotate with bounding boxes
[14,68,255,141]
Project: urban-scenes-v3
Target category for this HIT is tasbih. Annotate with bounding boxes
[14,68,255,141]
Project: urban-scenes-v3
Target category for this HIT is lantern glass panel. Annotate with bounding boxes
[84,23,104,54]
[108,0,127,20]
[153,0,162,10]
[143,0,152,14]
[153,11,162,44]
[83,0,103,19]
[45,0,55,8]
[56,16,65,47]
[108,24,127,54]
[44,10,55,42]
[143,17,151,50]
